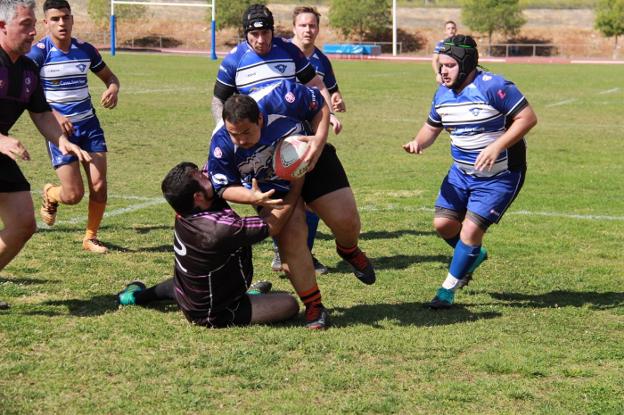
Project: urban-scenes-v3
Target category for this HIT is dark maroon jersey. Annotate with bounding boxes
[0,46,50,136]
[171,198,269,322]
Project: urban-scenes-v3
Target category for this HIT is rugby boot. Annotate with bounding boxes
[247,280,272,295]
[117,281,146,306]
[337,246,376,285]
[40,183,59,226]
[305,303,329,330]
[312,255,328,275]
[428,287,455,310]
[83,238,108,254]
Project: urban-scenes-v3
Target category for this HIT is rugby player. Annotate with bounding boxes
[28,0,120,253]
[403,35,538,309]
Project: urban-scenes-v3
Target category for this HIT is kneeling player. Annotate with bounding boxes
[403,35,537,309]
[117,162,300,328]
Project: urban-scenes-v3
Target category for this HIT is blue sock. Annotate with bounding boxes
[444,235,459,248]
[306,210,320,251]
[448,240,481,280]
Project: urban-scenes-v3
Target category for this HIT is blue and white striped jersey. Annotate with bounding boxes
[27,37,105,123]
[216,37,313,95]
[427,71,529,177]
[306,46,338,93]
[208,80,323,195]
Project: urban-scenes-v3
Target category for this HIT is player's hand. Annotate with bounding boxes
[475,143,503,172]
[0,135,30,161]
[298,135,324,172]
[331,93,346,112]
[101,86,118,109]
[58,136,92,163]
[250,179,283,208]
[329,113,342,135]
[402,139,424,154]
[53,112,74,136]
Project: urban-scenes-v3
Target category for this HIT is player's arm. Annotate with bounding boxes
[28,111,91,162]
[403,122,442,155]
[260,178,304,236]
[306,75,342,134]
[221,181,284,208]
[299,98,330,172]
[475,105,538,172]
[95,66,120,109]
[212,75,237,123]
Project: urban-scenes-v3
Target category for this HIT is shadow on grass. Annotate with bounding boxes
[328,254,449,273]
[314,229,437,241]
[0,276,58,285]
[488,290,624,310]
[331,302,501,328]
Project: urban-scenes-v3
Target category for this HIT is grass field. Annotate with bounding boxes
[1,54,623,414]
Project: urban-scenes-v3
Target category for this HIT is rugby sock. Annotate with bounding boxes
[305,210,320,251]
[297,284,322,309]
[46,185,62,203]
[84,200,106,240]
[134,278,175,305]
[336,243,357,256]
[447,240,481,283]
[444,235,459,248]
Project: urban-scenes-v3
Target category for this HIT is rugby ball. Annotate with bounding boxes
[273,135,310,180]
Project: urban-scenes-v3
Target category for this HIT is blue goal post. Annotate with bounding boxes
[109,0,217,60]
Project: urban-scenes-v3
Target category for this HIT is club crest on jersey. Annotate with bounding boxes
[37,42,45,49]
[213,147,223,159]
[497,89,506,99]
[483,75,492,81]
[212,174,228,185]
[284,92,296,103]
[469,108,481,116]
[76,64,87,72]
[274,64,287,73]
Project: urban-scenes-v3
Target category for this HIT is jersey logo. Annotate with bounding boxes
[469,108,481,116]
[284,92,295,103]
[173,231,187,256]
[483,74,492,81]
[37,42,45,49]
[213,147,223,158]
[274,64,287,73]
[497,89,506,99]
[212,173,229,186]
[76,63,87,72]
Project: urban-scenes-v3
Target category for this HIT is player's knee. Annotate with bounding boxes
[63,188,84,205]
[433,217,458,238]
[10,216,36,243]
[284,295,299,318]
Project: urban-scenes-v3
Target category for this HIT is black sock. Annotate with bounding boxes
[134,278,175,305]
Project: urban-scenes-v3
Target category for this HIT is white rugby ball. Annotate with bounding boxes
[273,135,310,180]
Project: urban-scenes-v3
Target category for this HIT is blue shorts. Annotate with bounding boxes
[435,164,525,225]
[48,117,107,168]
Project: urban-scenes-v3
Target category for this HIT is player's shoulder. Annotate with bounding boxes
[274,37,306,57]
[28,37,50,58]
[475,71,509,87]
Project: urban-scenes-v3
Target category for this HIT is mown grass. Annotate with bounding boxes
[1,54,623,414]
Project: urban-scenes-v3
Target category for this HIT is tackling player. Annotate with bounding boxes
[403,35,537,309]
[117,162,301,329]
[27,0,120,253]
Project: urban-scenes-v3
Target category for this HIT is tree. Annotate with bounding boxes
[89,0,147,28]
[329,0,390,41]
[595,0,624,58]
[213,0,266,36]
[461,0,526,51]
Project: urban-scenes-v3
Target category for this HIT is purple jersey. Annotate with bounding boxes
[172,198,269,322]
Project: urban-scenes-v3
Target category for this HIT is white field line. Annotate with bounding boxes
[546,98,577,108]
[359,205,624,221]
[598,87,620,95]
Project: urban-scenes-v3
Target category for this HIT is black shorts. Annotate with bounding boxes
[302,143,350,203]
[186,294,252,329]
[0,155,30,193]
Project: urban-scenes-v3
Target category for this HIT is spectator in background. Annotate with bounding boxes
[431,20,457,84]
